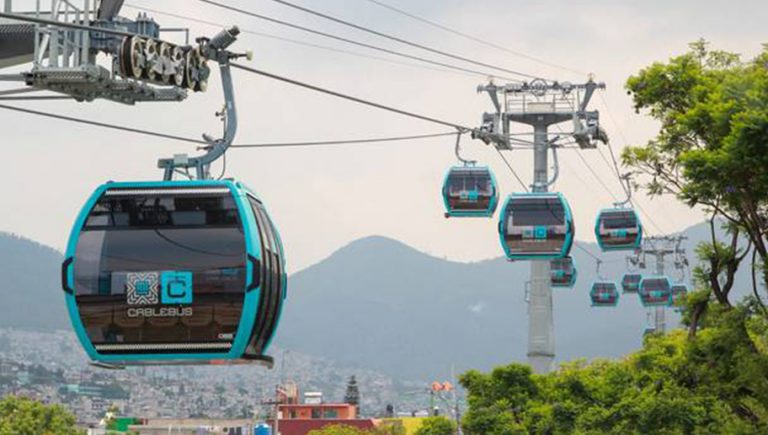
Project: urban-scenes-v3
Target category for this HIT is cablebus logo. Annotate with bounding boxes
[126,271,194,318]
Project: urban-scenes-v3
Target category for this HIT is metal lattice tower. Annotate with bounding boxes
[477,78,606,374]
[629,235,688,333]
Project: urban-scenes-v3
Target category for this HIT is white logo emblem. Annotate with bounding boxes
[126,272,160,305]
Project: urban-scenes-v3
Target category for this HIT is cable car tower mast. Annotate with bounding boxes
[630,235,688,333]
[477,78,606,373]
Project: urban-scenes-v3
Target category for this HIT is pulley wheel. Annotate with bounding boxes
[158,42,173,84]
[143,39,159,82]
[170,45,185,87]
[119,36,145,79]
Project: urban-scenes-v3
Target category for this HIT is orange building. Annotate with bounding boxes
[279,402,358,420]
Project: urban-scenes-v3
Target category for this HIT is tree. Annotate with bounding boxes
[0,396,82,435]
[414,416,456,435]
[344,375,360,408]
[459,302,768,434]
[623,40,768,322]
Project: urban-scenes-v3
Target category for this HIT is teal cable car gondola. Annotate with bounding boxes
[639,276,671,307]
[61,180,287,367]
[498,192,574,261]
[442,166,499,218]
[595,208,642,251]
[550,256,577,288]
[590,282,619,307]
[621,273,642,294]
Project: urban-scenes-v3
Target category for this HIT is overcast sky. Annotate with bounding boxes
[1,0,766,271]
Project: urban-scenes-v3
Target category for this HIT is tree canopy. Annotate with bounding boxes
[460,303,768,434]
[413,416,456,435]
[624,41,768,316]
[0,396,82,435]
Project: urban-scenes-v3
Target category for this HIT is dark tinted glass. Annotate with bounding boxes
[601,211,638,230]
[73,188,247,354]
[447,169,493,195]
[245,196,285,356]
[510,198,566,226]
[642,279,670,292]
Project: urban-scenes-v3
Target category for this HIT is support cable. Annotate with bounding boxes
[0,103,457,148]
[194,1,522,82]
[494,148,529,192]
[262,0,546,81]
[230,62,473,131]
[123,4,481,79]
[362,0,587,77]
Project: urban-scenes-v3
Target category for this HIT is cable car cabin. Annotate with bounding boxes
[498,193,574,260]
[621,273,642,294]
[671,284,688,307]
[639,276,672,307]
[442,166,499,218]
[61,180,287,367]
[550,257,577,288]
[590,282,619,307]
[595,208,642,252]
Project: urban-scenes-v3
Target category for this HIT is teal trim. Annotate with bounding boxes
[64,180,267,363]
[594,208,643,252]
[638,276,672,307]
[498,192,575,261]
[238,182,288,353]
[441,166,499,218]
[621,273,643,293]
[551,257,577,288]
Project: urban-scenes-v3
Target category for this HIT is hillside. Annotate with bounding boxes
[0,222,754,380]
[0,233,69,330]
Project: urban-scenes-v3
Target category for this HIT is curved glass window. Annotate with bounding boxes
[73,188,246,355]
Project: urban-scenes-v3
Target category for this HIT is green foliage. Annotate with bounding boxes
[413,416,456,435]
[459,303,768,434]
[309,424,406,435]
[309,425,371,435]
[623,40,768,308]
[0,396,82,435]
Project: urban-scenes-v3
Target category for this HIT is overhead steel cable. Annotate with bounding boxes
[0,103,458,148]
[232,132,456,148]
[494,149,529,192]
[0,103,207,144]
[230,62,473,131]
[193,0,521,82]
[574,242,601,261]
[0,11,140,38]
[362,0,587,77]
[261,0,545,81]
[122,4,479,79]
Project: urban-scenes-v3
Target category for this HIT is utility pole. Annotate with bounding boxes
[632,236,687,333]
[476,78,606,374]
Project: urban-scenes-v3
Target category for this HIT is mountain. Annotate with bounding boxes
[273,224,755,380]
[0,233,69,330]
[0,222,756,380]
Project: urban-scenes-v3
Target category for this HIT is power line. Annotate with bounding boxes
[194,0,522,82]
[263,0,545,81]
[362,0,587,77]
[230,62,472,131]
[123,4,479,79]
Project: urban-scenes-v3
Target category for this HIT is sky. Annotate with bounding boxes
[1,0,766,272]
